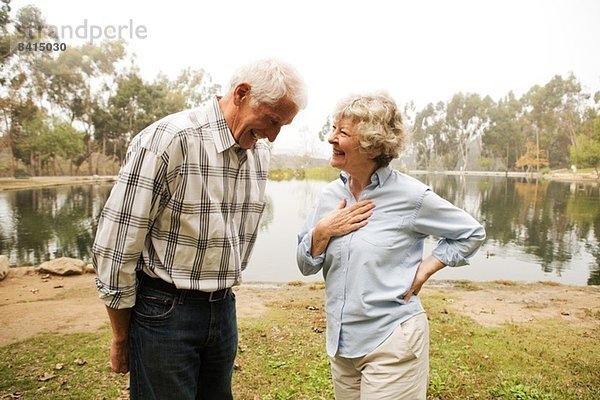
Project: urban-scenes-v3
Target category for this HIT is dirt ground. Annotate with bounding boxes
[1,271,599,347]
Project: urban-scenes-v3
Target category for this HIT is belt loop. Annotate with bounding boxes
[209,288,230,302]
[178,290,186,304]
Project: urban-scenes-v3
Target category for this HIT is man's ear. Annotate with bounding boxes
[233,83,251,106]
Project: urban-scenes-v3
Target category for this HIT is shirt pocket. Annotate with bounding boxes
[354,215,407,248]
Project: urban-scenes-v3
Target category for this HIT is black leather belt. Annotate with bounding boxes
[138,272,230,302]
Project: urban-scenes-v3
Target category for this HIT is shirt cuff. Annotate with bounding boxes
[432,241,470,268]
[300,229,326,265]
[96,278,137,309]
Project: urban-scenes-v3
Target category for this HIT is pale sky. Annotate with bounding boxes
[11,0,600,156]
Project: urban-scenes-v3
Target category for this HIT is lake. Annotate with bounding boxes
[0,175,598,286]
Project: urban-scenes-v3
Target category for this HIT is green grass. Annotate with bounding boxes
[424,292,600,399]
[1,286,598,399]
[0,331,128,399]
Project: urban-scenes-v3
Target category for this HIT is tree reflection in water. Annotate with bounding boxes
[0,177,598,285]
[421,175,600,285]
[0,184,112,267]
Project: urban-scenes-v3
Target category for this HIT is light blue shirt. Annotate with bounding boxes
[297,167,485,357]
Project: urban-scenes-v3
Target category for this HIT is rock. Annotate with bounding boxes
[36,257,85,276]
[84,263,96,274]
[0,255,9,281]
[9,266,36,277]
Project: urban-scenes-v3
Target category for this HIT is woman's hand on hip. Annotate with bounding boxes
[404,256,446,303]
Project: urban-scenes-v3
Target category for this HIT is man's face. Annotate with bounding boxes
[231,95,299,149]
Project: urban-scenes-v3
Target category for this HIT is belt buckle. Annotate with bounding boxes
[208,288,229,302]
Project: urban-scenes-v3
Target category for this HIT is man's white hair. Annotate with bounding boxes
[228,58,307,110]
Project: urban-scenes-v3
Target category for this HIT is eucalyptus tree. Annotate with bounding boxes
[98,67,220,165]
[0,4,56,176]
[0,0,11,64]
[36,40,126,175]
[569,95,600,176]
[13,109,47,175]
[482,92,525,170]
[521,74,587,169]
[445,92,492,171]
[412,101,448,170]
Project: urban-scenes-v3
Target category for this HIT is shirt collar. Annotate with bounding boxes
[339,165,393,188]
[208,96,240,154]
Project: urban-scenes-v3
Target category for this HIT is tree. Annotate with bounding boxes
[483,92,525,170]
[317,115,331,142]
[412,101,449,170]
[0,0,12,64]
[445,93,492,171]
[521,74,587,170]
[569,116,600,177]
[13,109,48,175]
[168,67,220,109]
[515,141,549,174]
[569,135,600,176]
[36,41,126,175]
[99,68,220,165]
[0,4,59,176]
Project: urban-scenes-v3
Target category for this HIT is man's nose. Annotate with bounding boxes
[266,126,281,142]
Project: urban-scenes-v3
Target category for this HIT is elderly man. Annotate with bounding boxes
[93,59,306,399]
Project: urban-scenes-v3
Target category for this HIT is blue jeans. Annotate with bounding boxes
[129,284,237,400]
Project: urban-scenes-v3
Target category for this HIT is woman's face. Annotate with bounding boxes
[328,117,377,174]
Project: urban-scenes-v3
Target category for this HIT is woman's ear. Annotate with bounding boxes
[368,149,382,160]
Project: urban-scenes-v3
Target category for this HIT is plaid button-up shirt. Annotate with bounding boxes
[93,97,270,309]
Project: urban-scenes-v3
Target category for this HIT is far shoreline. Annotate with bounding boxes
[0,169,597,192]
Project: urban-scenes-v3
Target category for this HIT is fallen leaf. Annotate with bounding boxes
[38,372,56,382]
[306,305,319,310]
[54,363,64,370]
[74,358,87,366]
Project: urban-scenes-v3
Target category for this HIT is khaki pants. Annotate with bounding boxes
[329,313,429,400]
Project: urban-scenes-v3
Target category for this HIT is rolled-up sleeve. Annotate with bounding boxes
[297,228,326,275]
[413,189,486,267]
[93,145,168,309]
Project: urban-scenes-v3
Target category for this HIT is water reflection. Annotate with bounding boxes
[0,175,598,285]
[0,184,113,266]
[417,175,600,285]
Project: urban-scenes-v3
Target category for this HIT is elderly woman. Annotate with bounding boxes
[297,92,485,399]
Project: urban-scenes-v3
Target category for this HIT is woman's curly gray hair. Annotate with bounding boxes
[332,92,406,167]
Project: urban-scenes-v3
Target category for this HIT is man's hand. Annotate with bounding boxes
[105,306,132,374]
[311,199,375,256]
[110,337,129,374]
[404,255,446,303]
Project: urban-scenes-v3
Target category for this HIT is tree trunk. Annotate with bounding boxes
[87,136,93,176]
[29,153,35,176]
[102,136,107,175]
[8,140,15,178]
